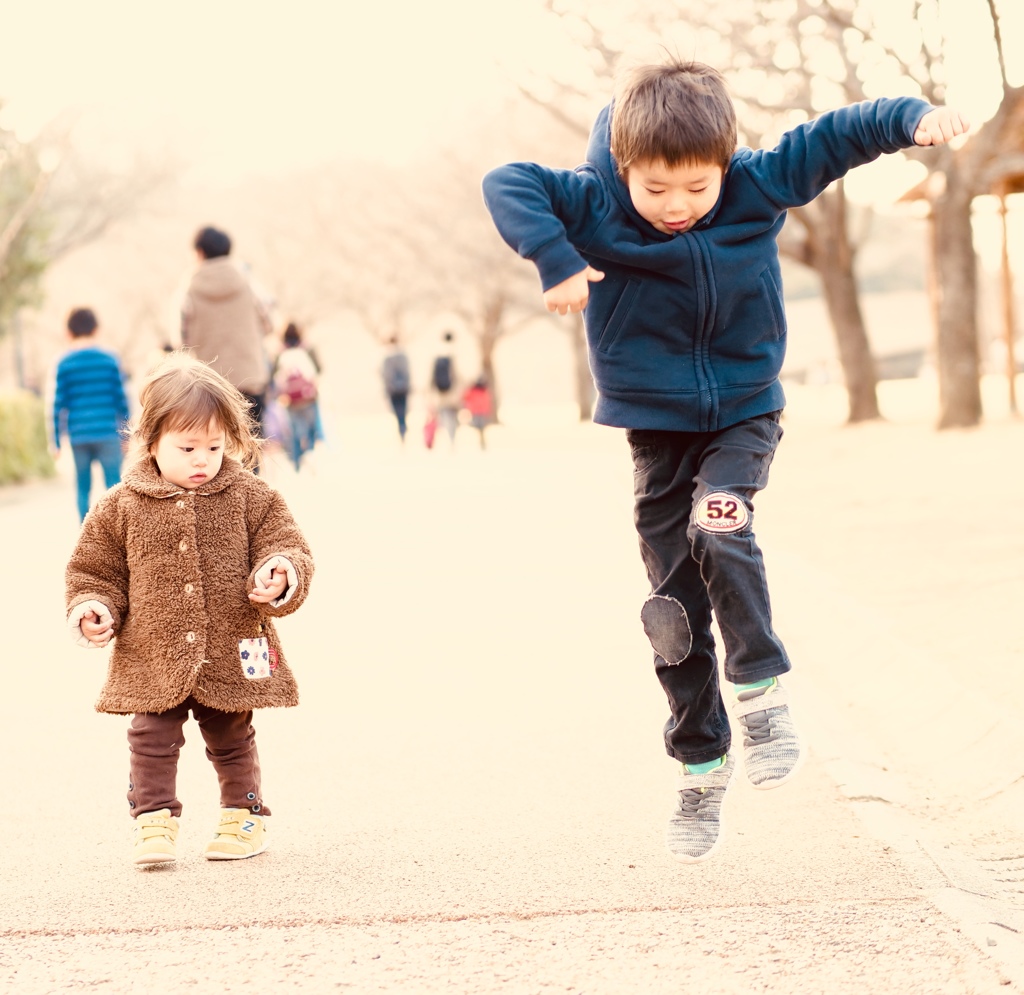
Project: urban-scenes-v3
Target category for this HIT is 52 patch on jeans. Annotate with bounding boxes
[693,491,749,534]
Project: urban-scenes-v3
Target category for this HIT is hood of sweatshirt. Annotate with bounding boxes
[188,257,249,303]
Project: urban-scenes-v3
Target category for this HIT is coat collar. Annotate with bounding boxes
[122,454,248,498]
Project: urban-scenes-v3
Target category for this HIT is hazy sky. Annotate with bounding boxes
[0,0,1018,189]
[0,0,566,178]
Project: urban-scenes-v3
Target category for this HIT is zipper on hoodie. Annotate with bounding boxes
[690,233,715,431]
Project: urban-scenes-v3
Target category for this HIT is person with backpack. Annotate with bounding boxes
[430,331,460,447]
[271,323,321,472]
[381,338,412,442]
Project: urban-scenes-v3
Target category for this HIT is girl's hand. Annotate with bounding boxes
[249,563,288,603]
[543,266,605,315]
[81,609,114,648]
[914,108,970,146]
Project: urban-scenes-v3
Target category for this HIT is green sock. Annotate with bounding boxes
[734,677,776,695]
[683,755,726,775]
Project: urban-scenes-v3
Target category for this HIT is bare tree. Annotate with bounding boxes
[0,109,178,384]
[0,119,51,331]
[523,0,1020,427]
[910,1,1024,427]
[415,147,548,414]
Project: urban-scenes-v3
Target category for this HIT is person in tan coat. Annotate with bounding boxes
[181,226,273,432]
[65,353,314,866]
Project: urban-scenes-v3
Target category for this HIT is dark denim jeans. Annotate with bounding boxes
[388,391,409,439]
[286,401,319,471]
[627,412,790,764]
[71,437,123,521]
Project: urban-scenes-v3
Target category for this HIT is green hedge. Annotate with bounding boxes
[0,391,56,485]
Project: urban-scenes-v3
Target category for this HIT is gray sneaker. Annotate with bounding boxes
[666,752,736,862]
[734,678,802,789]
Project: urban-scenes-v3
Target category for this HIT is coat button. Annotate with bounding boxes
[185,631,195,642]
[176,500,185,509]
[184,583,194,594]
[179,540,188,552]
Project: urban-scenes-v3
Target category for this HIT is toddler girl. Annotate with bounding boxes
[66,353,314,866]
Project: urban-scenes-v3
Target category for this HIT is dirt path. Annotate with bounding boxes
[2,388,1020,992]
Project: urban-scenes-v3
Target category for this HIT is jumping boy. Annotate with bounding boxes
[482,59,968,862]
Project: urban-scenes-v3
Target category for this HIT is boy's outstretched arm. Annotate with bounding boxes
[749,98,970,211]
[914,107,971,146]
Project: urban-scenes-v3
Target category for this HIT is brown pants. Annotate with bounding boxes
[127,696,269,818]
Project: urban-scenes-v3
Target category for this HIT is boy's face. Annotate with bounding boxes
[151,419,225,490]
[625,159,724,235]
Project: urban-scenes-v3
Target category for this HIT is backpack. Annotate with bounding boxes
[432,355,453,393]
[383,353,411,393]
[283,369,318,405]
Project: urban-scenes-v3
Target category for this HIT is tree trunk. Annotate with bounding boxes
[931,172,982,429]
[478,295,504,421]
[569,313,595,421]
[807,187,881,423]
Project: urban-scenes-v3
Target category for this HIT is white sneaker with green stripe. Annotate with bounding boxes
[666,752,735,862]
[733,677,802,789]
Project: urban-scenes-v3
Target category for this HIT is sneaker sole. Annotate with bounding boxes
[204,840,269,861]
[133,852,176,865]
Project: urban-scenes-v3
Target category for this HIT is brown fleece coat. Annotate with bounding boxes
[65,456,313,715]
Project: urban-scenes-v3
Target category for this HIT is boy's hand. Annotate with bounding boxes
[543,266,605,315]
[249,562,288,603]
[914,108,970,146]
[81,609,114,648]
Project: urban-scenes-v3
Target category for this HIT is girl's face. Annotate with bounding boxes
[150,418,225,489]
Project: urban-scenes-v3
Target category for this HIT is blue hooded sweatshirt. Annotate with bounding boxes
[482,97,932,432]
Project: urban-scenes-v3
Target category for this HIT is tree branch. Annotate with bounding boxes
[985,0,1009,92]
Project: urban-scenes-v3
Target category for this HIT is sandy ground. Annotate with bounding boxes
[2,378,1024,993]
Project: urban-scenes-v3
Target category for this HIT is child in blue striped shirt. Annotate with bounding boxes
[52,308,131,521]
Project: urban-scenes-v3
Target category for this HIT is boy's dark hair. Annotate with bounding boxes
[193,226,232,259]
[611,60,737,175]
[67,308,98,337]
[283,322,302,348]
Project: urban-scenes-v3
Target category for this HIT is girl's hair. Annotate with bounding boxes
[129,352,262,469]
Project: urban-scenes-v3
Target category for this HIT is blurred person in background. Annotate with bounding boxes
[462,375,494,450]
[51,307,130,521]
[181,226,273,443]
[381,337,412,443]
[430,331,460,447]
[272,322,321,472]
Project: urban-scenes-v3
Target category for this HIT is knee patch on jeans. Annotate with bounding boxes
[641,595,692,665]
[693,490,750,534]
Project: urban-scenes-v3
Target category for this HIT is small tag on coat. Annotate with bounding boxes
[239,637,272,679]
